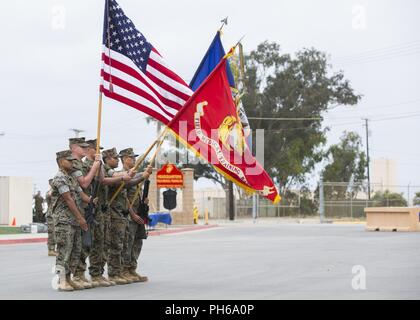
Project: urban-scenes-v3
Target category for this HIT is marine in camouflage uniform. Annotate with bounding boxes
[120,148,150,283]
[102,147,131,285]
[68,137,102,289]
[83,139,113,287]
[52,150,90,292]
[46,179,57,256]
[33,191,44,223]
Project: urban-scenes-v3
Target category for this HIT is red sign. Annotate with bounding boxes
[156,164,184,189]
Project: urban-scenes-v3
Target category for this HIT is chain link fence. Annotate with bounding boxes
[321,182,420,220]
[195,182,420,221]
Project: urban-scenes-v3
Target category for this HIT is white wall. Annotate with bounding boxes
[0,176,33,226]
[0,177,9,225]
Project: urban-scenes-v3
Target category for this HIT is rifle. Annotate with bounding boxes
[82,165,101,249]
[137,179,150,224]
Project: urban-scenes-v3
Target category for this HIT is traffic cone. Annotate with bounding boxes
[11,217,16,226]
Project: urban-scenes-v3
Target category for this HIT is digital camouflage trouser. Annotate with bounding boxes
[75,210,109,277]
[102,212,111,274]
[47,214,56,251]
[55,223,82,275]
[88,211,105,277]
[75,244,88,275]
[107,208,128,277]
[123,221,147,272]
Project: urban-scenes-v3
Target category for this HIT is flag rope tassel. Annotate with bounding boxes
[108,127,168,206]
[223,36,245,60]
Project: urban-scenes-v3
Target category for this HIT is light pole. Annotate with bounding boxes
[362,118,371,200]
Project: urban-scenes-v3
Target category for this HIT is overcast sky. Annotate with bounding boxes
[0,0,419,195]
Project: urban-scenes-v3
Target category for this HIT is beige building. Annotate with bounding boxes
[194,188,226,219]
[372,158,397,192]
[0,176,33,226]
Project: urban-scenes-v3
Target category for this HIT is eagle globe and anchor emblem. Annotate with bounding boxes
[194,101,277,198]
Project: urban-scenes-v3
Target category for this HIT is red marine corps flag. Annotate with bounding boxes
[167,58,281,203]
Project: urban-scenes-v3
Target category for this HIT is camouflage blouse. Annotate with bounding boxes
[71,158,88,179]
[51,169,84,226]
[84,158,108,208]
[45,189,58,218]
[104,163,127,213]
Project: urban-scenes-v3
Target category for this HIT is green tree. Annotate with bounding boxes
[371,190,408,207]
[413,192,420,206]
[322,131,367,200]
[284,186,318,216]
[242,42,361,193]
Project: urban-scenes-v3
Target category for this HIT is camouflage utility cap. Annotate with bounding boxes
[56,150,77,161]
[102,147,119,159]
[69,137,90,147]
[86,139,104,150]
[118,148,138,158]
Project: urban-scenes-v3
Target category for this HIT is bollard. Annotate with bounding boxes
[205,208,209,225]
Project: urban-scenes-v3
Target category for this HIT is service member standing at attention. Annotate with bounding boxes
[99,148,138,284]
[69,137,102,190]
[120,148,152,283]
[101,148,150,284]
[101,148,132,285]
[69,137,102,288]
[46,179,57,256]
[51,150,93,292]
[33,191,45,222]
[83,139,114,287]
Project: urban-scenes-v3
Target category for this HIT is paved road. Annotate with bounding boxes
[1,223,419,299]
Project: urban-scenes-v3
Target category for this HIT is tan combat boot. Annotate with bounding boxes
[99,275,115,286]
[105,275,117,286]
[120,271,135,283]
[108,275,128,285]
[67,275,85,290]
[127,269,141,282]
[58,276,74,292]
[48,250,58,257]
[91,276,111,287]
[89,277,101,288]
[130,269,148,282]
[73,272,93,289]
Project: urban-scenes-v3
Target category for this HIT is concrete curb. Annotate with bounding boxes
[0,238,48,245]
[149,224,218,236]
[0,224,218,245]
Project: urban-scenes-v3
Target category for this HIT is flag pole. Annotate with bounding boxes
[219,17,228,33]
[128,134,166,208]
[223,35,245,60]
[133,127,168,171]
[108,127,168,206]
[96,92,103,154]
[96,0,111,153]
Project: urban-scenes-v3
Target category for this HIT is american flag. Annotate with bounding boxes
[100,0,193,124]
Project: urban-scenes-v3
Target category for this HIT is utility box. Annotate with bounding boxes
[365,207,420,232]
[0,176,33,226]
